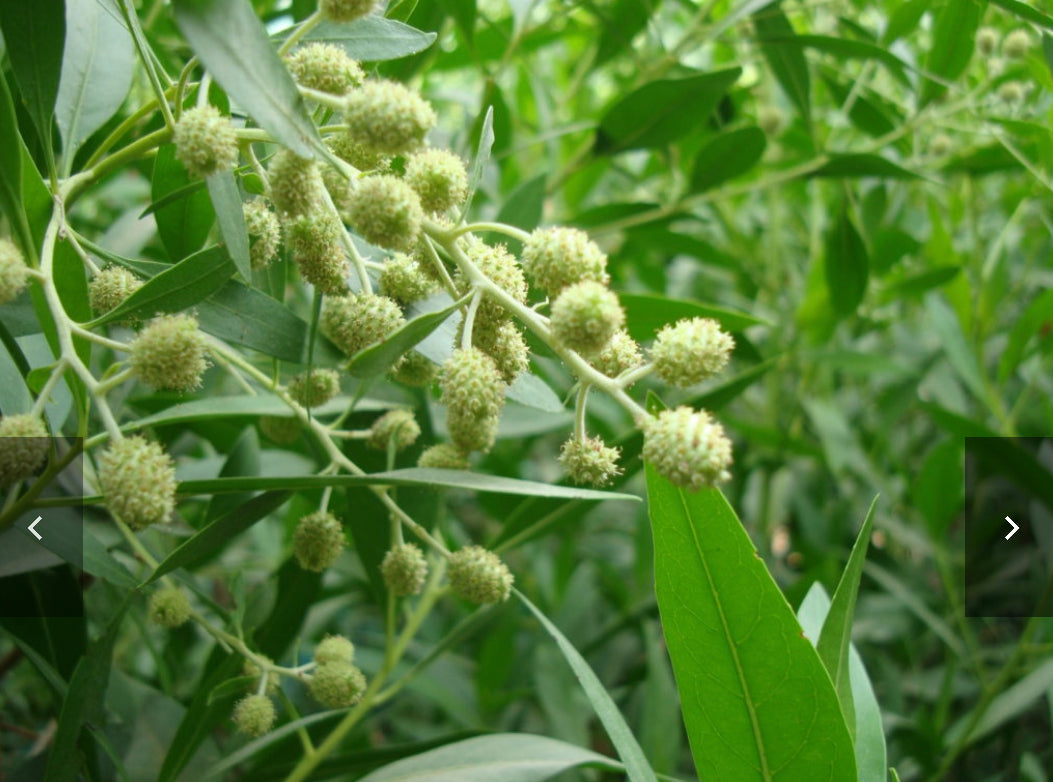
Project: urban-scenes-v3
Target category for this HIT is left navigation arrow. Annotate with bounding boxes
[27,516,43,540]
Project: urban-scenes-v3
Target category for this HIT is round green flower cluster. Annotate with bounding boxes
[129,314,210,392]
[322,292,404,356]
[314,634,354,666]
[417,442,469,469]
[233,694,276,737]
[173,105,238,179]
[381,543,429,596]
[148,585,191,628]
[448,546,514,604]
[293,511,346,572]
[98,436,177,530]
[243,199,282,270]
[641,407,733,491]
[286,43,363,95]
[522,227,609,296]
[343,79,436,157]
[285,213,348,294]
[268,150,326,219]
[550,280,625,355]
[589,329,643,380]
[0,414,49,487]
[89,267,142,316]
[0,237,29,304]
[346,174,424,252]
[319,0,374,23]
[559,435,622,487]
[650,317,734,387]
[288,368,341,407]
[439,348,506,453]
[368,408,421,451]
[405,148,469,214]
[379,253,438,304]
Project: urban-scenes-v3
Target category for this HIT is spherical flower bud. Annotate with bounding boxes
[130,314,210,392]
[651,317,734,387]
[381,543,428,596]
[346,174,423,252]
[259,416,301,444]
[458,236,528,328]
[314,634,355,666]
[288,369,340,407]
[242,656,279,694]
[292,511,346,572]
[368,408,421,451]
[173,105,238,178]
[330,134,389,172]
[321,292,404,356]
[641,406,733,491]
[473,320,529,384]
[243,199,282,270]
[559,436,622,487]
[590,329,643,380]
[448,545,513,604]
[389,351,438,387]
[976,26,999,56]
[446,408,500,454]
[378,253,437,304]
[405,149,469,213]
[998,80,1024,103]
[320,0,374,23]
[550,281,624,355]
[286,213,349,294]
[148,585,191,628]
[99,436,177,530]
[0,238,29,304]
[757,105,783,136]
[343,80,436,156]
[0,414,49,487]
[440,348,506,422]
[309,662,367,708]
[232,694,276,737]
[1003,29,1029,58]
[89,266,142,315]
[522,227,609,296]
[286,43,364,95]
[268,150,325,219]
[417,443,469,470]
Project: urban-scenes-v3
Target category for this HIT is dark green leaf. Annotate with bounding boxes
[824,206,869,317]
[596,68,742,153]
[883,264,960,297]
[989,0,1053,30]
[645,472,857,781]
[759,34,911,86]
[151,144,215,263]
[594,0,650,65]
[301,16,438,61]
[55,0,134,161]
[173,0,327,159]
[709,0,779,43]
[198,280,309,362]
[754,5,811,123]
[438,0,476,47]
[348,294,469,378]
[0,0,65,147]
[620,293,768,342]
[921,0,982,105]
[206,171,251,280]
[495,173,546,235]
[948,659,1053,748]
[812,153,919,179]
[883,0,927,44]
[691,126,767,192]
[912,439,963,538]
[0,71,34,257]
[998,288,1053,382]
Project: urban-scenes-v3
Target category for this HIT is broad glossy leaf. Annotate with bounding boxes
[691,126,767,193]
[594,0,650,65]
[882,265,961,299]
[206,171,251,280]
[348,294,469,378]
[55,0,134,161]
[824,206,868,317]
[518,594,659,782]
[151,144,214,263]
[198,280,309,362]
[645,471,856,781]
[173,0,326,159]
[921,0,982,105]
[302,16,437,61]
[754,5,811,123]
[798,584,887,782]
[0,0,65,144]
[356,733,621,782]
[596,68,741,153]
[812,153,919,179]
[620,293,768,342]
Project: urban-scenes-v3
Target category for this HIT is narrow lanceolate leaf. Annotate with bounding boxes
[206,171,251,280]
[596,67,742,153]
[691,126,767,193]
[816,496,879,739]
[620,293,768,341]
[124,395,379,431]
[172,0,327,159]
[753,5,811,123]
[645,469,857,781]
[302,16,438,61]
[152,144,215,262]
[518,593,659,782]
[0,0,65,145]
[921,0,982,105]
[811,153,919,180]
[55,0,135,162]
[462,105,494,219]
[0,73,32,257]
[356,733,622,782]
[824,206,869,318]
[989,0,1053,30]
[90,245,236,326]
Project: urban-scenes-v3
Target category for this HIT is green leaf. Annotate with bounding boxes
[596,68,742,154]
[505,371,565,413]
[518,594,659,782]
[462,105,494,219]
[124,394,378,430]
[759,34,911,86]
[754,5,811,123]
[206,171,251,280]
[709,0,779,41]
[863,561,965,656]
[948,659,1053,748]
[924,294,987,403]
[151,144,215,263]
[90,245,236,326]
[798,584,887,782]
[812,153,919,179]
[172,0,327,159]
[348,293,470,378]
[301,16,437,61]
[824,206,869,317]
[0,67,34,257]
[439,0,477,47]
[198,280,309,362]
[998,288,1053,382]
[0,0,65,148]
[620,293,768,342]
[912,439,963,538]
[989,0,1053,30]
[882,265,960,298]
[146,491,291,585]
[55,0,135,162]
[645,471,857,781]
[355,733,621,782]
[594,0,651,65]
[495,173,547,237]
[0,325,33,414]
[921,0,982,106]
[883,0,927,44]
[691,126,767,193]
[816,496,879,738]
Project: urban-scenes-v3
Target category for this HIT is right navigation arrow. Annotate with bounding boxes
[1005,516,1019,540]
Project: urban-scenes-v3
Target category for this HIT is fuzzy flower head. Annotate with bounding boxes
[1003,29,1029,58]
[243,199,282,270]
[651,317,734,387]
[319,0,374,23]
[242,656,279,694]
[309,662,367,708]
[641,406,733,491]
[89,266,143,316]
[321,292,405,356]
[346,174,424,252]
[417,443,469,470]
[268,150,325,219]
[522,226,609,296]
[441,348,506,453]
[381,543,428,596]
[232,694,275,737]
[757,105,783,136]
[0,238,29,304]
[287,42,364,95]
[472,319,529,385]
[448,546,514,604]
[314,634,355,666]
[368,408,421,451]
[458,236,528,328]
[343,79,436,156]
[976,26,999,56]
[559,436,622,487]
[0,414,49,487]
[330,134,389,172]
[148,586,191,628]
[259,416,301,444]
[99,436,177,530]
[550,281,625,355]
[130,314,210,392]
[378,253,437,304]
[390,350,438,387]
[293,511,346,572]
[590,329,643,380]
[173,105,238,178]
[288,368,340,407]
[998,81,1024,103]
[405,148,469,214]
[286,213,349,294]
